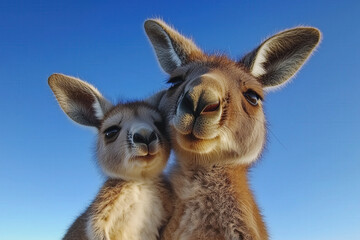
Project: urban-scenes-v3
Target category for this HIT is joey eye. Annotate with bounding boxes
[103,126,121,142]
[167,76,184,89]
[243,90,261,106]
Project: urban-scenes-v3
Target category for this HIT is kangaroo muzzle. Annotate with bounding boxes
[173,73,224,139]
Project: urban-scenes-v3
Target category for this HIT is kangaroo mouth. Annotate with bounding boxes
[131,154,162,168]
[133,154,157,162]
[174,131,219,154]
[184,132,201,141]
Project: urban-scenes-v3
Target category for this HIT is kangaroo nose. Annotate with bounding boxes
[133,131,158,145]
[179,90,220,117]
[179,91,196,114]
[148,131,158,143]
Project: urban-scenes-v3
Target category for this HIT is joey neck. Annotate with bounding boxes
[106,175,160,184]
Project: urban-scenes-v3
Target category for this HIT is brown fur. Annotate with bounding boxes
[49,74,173,240]
[161,164,266,240]
[63,177,173,240]
[226,166,268,239]
[63,212,88,240]
[145,19,320,239]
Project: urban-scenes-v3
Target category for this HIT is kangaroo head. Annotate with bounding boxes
[145,19,320,167]
[49,74,170,180]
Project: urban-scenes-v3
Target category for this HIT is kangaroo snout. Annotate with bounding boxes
[132,127,159,156]
[133,131,157,145]
[174,75,223,139]
[179,90,220,117]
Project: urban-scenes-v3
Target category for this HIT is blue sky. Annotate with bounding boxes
[0,0,359,239]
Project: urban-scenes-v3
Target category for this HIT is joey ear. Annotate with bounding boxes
[145,90,166,107]
[240,27,321,90]
[144,19,204,74]
[48,73,113,128]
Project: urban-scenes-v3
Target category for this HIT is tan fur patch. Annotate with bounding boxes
[226,166,269,240]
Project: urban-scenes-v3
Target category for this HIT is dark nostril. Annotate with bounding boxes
[201,101,220,114]
[149,131,158,143]
[133,133,147,144]
[180,91,195,114]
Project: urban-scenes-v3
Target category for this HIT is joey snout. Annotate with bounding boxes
[132,130,160,156]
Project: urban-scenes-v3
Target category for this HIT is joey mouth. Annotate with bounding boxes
[130,146,165,169]
[132,154,157,163]
[131,142,161,160]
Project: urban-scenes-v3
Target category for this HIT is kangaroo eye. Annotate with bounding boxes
[104,126,121,142]
[243,90,261,106]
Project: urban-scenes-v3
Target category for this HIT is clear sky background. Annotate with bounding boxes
[0,0,359,239]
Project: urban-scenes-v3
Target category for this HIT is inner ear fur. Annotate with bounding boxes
[144,18,204,73]
[48,73,112,128]
[240,27,321,89]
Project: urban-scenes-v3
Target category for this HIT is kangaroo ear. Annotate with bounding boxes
[145,90,166,107]
[240,27,321,90]
[48,74,113,128]
[144,19,204,74]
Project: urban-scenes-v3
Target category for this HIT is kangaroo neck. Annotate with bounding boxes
[173,161,268,240]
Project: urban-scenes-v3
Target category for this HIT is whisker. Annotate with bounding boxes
[266,127,287,150]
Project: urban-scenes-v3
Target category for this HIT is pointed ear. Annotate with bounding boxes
[145,90,166,107]
[240,27,321,90]
[48,73,113,128]
[144,19,204,74]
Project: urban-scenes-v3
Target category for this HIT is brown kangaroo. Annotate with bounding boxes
[49,74,172,240]
[144,19,321,239]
